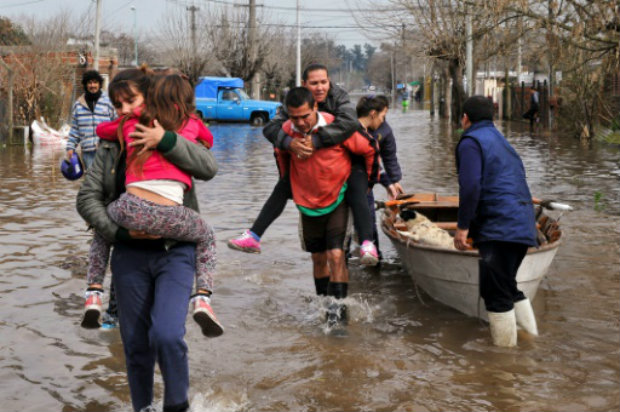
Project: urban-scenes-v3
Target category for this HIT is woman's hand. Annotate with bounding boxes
[129,119,165,156]
[129,229,161,240]
[386,182,404,200]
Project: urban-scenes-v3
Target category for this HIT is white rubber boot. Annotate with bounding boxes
[487,309,517,347]
[514,298,538,336]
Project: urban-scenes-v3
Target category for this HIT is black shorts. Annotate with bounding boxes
[301,201,348,253]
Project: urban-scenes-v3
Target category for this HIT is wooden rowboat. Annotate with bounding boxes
[380,193,563,319]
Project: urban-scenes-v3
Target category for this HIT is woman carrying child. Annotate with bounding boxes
[82,69,223,337]
[77,67,218,412]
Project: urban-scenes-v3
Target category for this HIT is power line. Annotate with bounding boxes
[257,2,405,13]
[171,0,406,13]
[101,0,136,32]
[263,23,400,29]
[0,0,44,8]
[105,0,135,19]
[194,20,400,29]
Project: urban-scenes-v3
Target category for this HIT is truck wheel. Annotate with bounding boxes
[251,114,266,127]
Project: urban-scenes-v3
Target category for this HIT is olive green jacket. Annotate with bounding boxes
[76,133,218,243]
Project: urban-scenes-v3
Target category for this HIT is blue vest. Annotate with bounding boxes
[457,120,537,246]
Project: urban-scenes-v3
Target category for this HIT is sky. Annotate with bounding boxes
[0,0,393,49]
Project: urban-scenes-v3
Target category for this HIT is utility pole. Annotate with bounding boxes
[401,23,406,81]
[465,9,473,96]
[0,59,14,143]
[517,16,522,86]
[391,47,396,107]
[249,0,260,99]
[187,3,198,78]
[295,0,301,86]
[547,0,554,129]
[94,0,102,70]
[131,5,138,66]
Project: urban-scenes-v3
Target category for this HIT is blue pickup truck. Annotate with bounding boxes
[195,76,281,126]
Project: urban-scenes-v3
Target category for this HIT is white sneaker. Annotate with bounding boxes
[81,289,103,329]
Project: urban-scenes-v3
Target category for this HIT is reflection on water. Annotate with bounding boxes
[0,111,618,411]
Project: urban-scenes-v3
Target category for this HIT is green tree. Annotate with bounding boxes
[364,43,376,63]
[352,44,365,71]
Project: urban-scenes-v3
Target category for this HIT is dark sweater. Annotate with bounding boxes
[456,137,482,230]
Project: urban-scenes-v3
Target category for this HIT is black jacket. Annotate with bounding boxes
[371,121,402,187]
[263,83,358,150]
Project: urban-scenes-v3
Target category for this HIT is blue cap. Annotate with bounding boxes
[60,153,84,180]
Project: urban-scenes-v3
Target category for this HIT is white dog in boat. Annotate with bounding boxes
[396,209,456,249]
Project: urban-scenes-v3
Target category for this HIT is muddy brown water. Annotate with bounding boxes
[0,109,618,411]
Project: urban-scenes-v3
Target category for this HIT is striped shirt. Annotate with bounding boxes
[66,93,117,153]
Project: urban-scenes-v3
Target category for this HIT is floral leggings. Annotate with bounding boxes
[87,192,216,293]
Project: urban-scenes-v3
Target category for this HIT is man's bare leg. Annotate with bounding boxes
[325,248,348,325]
[311,252,330,296]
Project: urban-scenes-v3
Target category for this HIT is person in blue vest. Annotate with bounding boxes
[454,95,539,347]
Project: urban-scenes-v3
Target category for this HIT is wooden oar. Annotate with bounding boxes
[375,199,420,209]
[380,194,572,211]
[532,197,573,211]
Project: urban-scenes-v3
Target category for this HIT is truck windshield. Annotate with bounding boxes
[237,89,250,100]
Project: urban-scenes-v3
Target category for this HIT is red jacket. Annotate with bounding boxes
[96,107,213,189]
[277,112,377,209]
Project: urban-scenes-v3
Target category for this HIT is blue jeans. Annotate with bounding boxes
[111,242,195,412]
[81,150,97,170]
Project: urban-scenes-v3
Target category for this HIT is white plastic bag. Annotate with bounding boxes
[30,117,68,146]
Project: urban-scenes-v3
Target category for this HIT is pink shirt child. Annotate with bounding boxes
[96,107,213,189]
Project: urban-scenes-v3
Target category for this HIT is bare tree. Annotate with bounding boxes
[477,0,619,138]
[101,30,157,67]
[260,28,296,96]
[356,1,475,123]
[155,7,212,84]
[155,4,280,86]
[1,11,84,128]
[357,0,618,135]
[200,5,274,82]
[366,47,392,90]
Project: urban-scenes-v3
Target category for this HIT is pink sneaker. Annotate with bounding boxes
[360,240,379,266]
[227,230,261,254]
[191,295,224,338]
[81,289,103,329]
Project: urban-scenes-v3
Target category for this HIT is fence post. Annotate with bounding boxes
[430,76,435,117]
[541,80,548,128]
[1,58,15,144]
[521,81,525,118]
[7,70,14,143]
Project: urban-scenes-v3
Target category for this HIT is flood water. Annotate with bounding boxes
[1,109,619,412]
